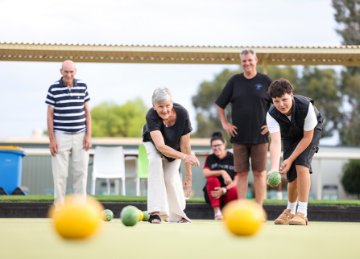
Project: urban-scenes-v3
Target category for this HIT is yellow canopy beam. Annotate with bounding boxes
[1,42,360,66]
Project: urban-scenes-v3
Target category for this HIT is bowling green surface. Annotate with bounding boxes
[1,219,359,259]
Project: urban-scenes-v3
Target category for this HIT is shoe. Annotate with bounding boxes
[274,209,294,225]
[289,212,308,225]
[148,214,161,224]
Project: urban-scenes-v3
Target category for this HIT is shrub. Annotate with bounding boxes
[341,159,360,199]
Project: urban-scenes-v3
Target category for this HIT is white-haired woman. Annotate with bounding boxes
[143,87,200,223]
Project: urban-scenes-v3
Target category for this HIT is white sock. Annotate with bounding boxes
[286,201,297,215]
[297,201,308,217]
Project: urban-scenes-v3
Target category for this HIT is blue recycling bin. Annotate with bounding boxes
[0,147,26,194]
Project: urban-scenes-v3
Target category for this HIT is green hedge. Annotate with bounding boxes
[341,159,360,199]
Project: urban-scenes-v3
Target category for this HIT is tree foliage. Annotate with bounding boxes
[332,0,360,45]
[91,98,148,137]
[297,67,342,138]
[261,65,299,84]
[341,159,360,198]
[192,68,240,137]
[332,0,360,145]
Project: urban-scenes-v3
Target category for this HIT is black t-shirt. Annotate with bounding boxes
[215,73,272,144]
[203,151,235,187]
[143,103,192,161]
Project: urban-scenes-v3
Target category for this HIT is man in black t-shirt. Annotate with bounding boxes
[216,49,272,206]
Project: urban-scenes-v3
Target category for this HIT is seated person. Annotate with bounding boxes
[202,132,238,220]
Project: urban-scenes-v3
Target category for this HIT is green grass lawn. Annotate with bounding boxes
[1,218,359,259]
[1,194,360,206]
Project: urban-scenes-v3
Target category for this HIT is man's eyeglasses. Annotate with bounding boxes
[211,144,223,149]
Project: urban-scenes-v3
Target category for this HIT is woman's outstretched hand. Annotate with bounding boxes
[183,154,200,166]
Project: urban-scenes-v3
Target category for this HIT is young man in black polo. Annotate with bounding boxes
[266,79,323,225]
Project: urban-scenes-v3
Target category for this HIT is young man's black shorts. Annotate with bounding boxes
[283,128,322,182]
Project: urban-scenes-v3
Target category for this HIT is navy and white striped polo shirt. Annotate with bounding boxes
[45,78,90,133]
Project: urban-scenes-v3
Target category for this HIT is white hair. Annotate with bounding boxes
[152,87,172,105]
[240,49,257,60]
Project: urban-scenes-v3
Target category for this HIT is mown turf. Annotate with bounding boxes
[1,218,359,259]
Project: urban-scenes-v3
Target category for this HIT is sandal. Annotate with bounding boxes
[148,214,161,224]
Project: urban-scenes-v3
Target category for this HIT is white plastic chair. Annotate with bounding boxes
[91,146,126,195]
[135,144,149,196]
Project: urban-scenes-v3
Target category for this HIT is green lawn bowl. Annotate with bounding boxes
[120,205,139,227]
[267,170,282,187]
[102,209,114,222]
[142,211,150,222]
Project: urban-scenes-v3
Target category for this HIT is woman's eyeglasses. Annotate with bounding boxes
[211,144,223,149]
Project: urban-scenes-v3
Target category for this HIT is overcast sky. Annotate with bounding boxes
[0,0,341,139]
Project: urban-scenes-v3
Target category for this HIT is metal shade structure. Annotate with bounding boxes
[1,42,360,66]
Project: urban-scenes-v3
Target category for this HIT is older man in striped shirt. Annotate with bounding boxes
[45,60,92,205]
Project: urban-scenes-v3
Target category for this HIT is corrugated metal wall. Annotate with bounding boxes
[22,155,53,195]
[21,154,144,196]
